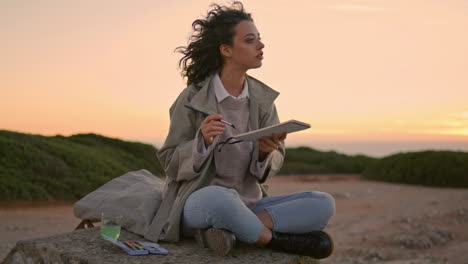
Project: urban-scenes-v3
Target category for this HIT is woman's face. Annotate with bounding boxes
[222,20,265,70]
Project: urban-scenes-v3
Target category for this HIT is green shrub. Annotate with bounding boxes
[0,130,164,201]
[363,151,468,187]
[280,146,376,175]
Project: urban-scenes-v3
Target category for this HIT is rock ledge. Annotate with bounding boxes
[2,228,319,264]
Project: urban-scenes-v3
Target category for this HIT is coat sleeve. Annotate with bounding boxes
[249,103,285,183]
[157,89,207,182]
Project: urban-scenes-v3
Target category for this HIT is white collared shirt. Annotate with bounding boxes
[212,72,249,102]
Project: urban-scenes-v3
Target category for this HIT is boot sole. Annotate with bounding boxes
[193,228,236,256]
[316,230,334,259]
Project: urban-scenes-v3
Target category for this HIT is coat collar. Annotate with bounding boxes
[213,72,249,102]
[246,74,280,111]
[187,75,218,115]
[188,74,279,116]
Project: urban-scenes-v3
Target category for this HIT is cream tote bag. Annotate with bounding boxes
[74,169,165,236]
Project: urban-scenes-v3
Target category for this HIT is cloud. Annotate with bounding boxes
[449,111,468,120]
[328,4,387,12]
[387,112,468,136]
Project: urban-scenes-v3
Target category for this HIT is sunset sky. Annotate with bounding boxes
[1,0,467,156]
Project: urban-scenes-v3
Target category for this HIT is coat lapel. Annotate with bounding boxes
[248,87,259,131]
[188,76,218,115]
[246,75,279,130]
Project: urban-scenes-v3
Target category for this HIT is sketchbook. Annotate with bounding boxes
[233,119,311,141]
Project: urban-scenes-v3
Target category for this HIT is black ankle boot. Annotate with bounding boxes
[267,230,334,259]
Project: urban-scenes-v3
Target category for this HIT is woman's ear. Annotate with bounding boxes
[219,44,232,58]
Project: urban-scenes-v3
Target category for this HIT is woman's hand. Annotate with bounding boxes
[258,132,287,162]
[200,114,226,147]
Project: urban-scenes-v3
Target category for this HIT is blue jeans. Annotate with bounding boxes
[182,185,335,244]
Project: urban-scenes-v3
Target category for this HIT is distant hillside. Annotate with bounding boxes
[363,150,468,188]
[0,130,164,201]
[279,146,376,175]
[2,130,467,201]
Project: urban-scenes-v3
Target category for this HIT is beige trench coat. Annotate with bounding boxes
[144,74,285,242]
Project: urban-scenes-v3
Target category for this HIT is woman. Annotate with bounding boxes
[145,2,335,259]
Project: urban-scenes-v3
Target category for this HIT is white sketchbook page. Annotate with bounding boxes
[233,119,311,141]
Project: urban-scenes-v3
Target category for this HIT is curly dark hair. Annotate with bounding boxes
[175,1,253,88]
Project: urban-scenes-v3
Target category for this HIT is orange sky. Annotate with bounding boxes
[1,0,467,156]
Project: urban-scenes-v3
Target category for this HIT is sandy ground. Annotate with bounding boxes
[1,175,468,264]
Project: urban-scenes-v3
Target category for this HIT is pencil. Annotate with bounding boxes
[124,241,138,250]
[133,241,146,250]
[121,242,135,251]
[130,241,145,250]
[184,105,236,129]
